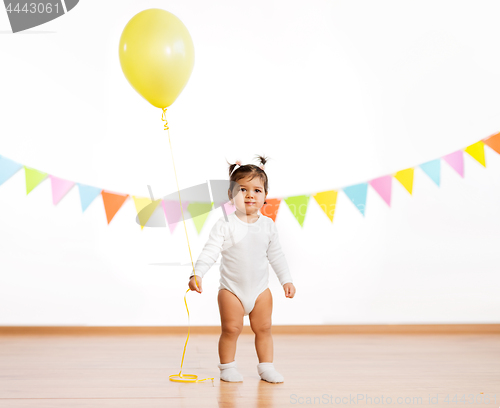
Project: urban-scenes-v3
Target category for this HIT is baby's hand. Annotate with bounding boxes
[189,276,203,294]
[283,282,296,298]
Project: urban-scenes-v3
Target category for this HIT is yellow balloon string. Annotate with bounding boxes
[162,107,214,386]
[161,107,170,131]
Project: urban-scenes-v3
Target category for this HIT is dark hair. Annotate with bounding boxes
[226,154,270,205]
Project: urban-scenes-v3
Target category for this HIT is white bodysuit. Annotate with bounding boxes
[189,211,293,316]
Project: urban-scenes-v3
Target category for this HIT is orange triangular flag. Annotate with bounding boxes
[101,190,129,224]
[482,132,500,155]
[261,198,281,222]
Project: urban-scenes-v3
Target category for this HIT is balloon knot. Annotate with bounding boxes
[161,107,169,130]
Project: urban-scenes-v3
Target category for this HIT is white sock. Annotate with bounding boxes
[218,360,243,382]
[257,362,284,383]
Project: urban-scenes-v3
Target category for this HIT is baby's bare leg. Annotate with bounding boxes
[249,288,273,363]
[217,289,244,364]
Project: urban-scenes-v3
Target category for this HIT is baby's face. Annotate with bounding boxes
[231,176,267,216]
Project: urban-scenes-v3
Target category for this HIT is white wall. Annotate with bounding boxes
[0,0,499,326]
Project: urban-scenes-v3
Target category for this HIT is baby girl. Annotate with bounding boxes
[188,154,296,383]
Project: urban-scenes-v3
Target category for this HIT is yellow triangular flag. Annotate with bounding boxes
[24,166,48,195]
[132,196,161,230]
[393,168,414,195]
[464,141,486,167]
[312,190,338,223]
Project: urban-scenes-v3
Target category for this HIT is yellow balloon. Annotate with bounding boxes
[119,9,195,109]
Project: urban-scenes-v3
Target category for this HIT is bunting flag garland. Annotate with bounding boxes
[419,159,440,187]
[260,198,281,222]
[0,156,22,185]
[0,132,499,232]
[312,190,338,222]
[222,200,236,215]
[464,141,486,167]
[483,134,500,154]
[24,166,48,195]
[394,168,414,195]
[50,175,75,205]
[77,183,102,213]
[443,150,464,177]
[342,182,368,216]
[162,199,190,234]
[101,191,129,225]
[284,195,310,227]
[133,197,162,230]
[368,176,392,206]
[187,202,213,234]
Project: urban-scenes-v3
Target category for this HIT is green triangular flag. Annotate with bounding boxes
[284,195,310,227]
[188,201,213,234]
[24,166,48,195]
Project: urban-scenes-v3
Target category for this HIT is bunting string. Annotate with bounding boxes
[0,133,499,231]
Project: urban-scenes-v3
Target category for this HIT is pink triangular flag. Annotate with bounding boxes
[369,175,392,207]
[223,201,236,215]
[442,150,464,178]
[49,175,75,205]
[162,199,190,234]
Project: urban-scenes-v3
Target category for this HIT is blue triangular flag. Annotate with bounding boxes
[77,183,102,212]
[342,182,368,216]
[419,159,440,187]
[0,156,23,186]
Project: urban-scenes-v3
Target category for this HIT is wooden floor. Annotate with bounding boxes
[0,332,499,407]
